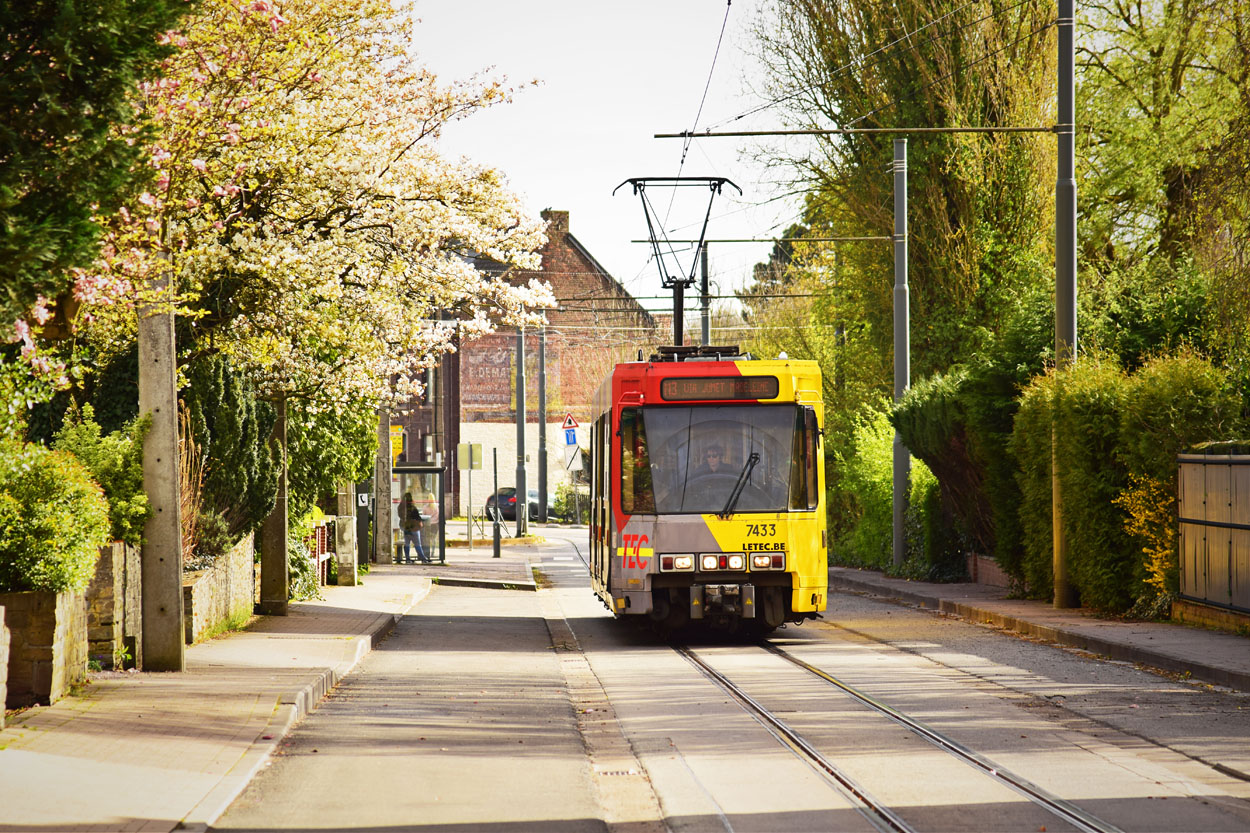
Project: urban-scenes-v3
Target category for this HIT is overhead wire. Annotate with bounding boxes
[707,0,1038,131]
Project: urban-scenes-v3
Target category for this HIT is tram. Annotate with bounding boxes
[588,345,828,633]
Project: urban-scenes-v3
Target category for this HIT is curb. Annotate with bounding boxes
[178,579,432,832]
[431,576,538,591]
[830,573,1250,694]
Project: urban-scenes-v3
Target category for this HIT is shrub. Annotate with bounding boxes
[0,438,110,592]
[1009,370,1056,597]
[554,482,588,524]
[183,355,279,543]
[832,407,937,572]
[1010,351,1244,613]
[52,404,150,547]
[1051,358,1135,611]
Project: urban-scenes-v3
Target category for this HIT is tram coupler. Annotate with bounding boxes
[691,583,756,619]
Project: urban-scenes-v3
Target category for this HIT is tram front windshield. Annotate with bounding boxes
[620,404,819,515]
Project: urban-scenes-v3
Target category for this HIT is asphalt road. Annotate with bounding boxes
[213,528,1250,832]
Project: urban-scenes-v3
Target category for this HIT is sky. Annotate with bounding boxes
[411,1,802,315]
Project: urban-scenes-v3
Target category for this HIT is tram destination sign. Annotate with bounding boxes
[660,376,779,402]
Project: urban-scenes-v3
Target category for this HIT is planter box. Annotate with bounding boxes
[0,589,87,708]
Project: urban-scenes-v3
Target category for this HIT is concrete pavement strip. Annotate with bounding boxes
[0,566,431,833]
[829,566,1250,695]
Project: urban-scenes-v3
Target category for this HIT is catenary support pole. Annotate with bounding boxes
[701,243,711,346]
[538,322,548,523]
[516,325,527,537]
[493,448,501,558]
[1053,0,1079,608]
[673,280,684,346]
[138,289,184,670]
[892,138,911,569]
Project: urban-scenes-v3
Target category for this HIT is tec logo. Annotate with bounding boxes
[617,534,651,569]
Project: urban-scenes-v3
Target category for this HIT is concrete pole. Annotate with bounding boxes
[258,397,289,615]
[516,325,527,537]
[137,293,184,671]
[673,281,684,346]
[374,407,393,564]
[892,138,911,569]
[538,322,548,523]
[700,243,711,346]
[1053,0,1079,608]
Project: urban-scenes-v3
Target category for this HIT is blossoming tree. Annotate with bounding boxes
[84,0,552,410]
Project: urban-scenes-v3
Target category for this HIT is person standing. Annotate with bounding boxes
[400,492,430,563]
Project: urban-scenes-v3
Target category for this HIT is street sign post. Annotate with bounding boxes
[457,443,482,550]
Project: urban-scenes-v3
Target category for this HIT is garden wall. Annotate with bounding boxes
[0,606,8,727]
[0,589,87,708]
[86,542,142,670]
[183,533,255,644]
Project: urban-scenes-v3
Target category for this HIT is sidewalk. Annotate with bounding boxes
[0,562,443,833]
[829,566,1250,693]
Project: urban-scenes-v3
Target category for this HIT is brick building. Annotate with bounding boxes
[393,209,660,515]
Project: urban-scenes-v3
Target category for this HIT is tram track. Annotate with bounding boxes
[676,640,1124,833]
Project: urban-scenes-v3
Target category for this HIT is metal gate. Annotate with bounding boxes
[1178,453,1250,614]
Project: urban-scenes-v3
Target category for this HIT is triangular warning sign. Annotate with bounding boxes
[561,413,578,430]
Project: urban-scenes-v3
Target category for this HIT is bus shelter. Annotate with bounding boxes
[391,463,447,565]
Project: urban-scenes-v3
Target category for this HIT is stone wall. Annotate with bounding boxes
[0,589,87,708]
[85,542,142,670]
[183,533,255,644]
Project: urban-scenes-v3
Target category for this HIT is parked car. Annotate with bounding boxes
[485,488,562,522]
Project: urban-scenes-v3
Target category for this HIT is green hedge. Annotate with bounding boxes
[1011,352,1244,612]
[0,439,111,592]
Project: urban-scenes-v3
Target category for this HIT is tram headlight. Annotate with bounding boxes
[726,554,745,571]
[661,554,694,572]
[700,554,720,571]
[752,554,772,569]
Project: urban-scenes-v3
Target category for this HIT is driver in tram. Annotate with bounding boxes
[695,443,726,477]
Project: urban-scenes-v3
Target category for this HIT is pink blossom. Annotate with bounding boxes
[31,297,51,325]
[185,197,201,209]
[138,192,158,207]
[13,319,32,347]
[191,158,207,173]
[152,147,171,164]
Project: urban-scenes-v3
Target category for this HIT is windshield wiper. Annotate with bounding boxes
[719,452,760,519]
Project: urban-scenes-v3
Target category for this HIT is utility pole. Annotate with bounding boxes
[538,321,548,523]
[258,397,289,614]
[892,139,911,569]
[515,324,527,537]
[700,242,711,346]
[1053,0,1079,608]
[137,273,184,670]
[373,408,393,564]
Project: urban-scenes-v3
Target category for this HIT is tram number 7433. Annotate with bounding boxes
[746,523,777,537]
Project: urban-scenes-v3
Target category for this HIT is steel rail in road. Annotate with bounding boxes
[676,644,914,833]
[763,641,1124,833]
[678,641,1123,833]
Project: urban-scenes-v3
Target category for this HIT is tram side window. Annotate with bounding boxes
[789,406,820,511]
[619,408,655,514]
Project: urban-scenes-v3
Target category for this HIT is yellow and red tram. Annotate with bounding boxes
[588,346,828,632]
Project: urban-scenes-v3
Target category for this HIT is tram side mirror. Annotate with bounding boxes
[804,406,821,437]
